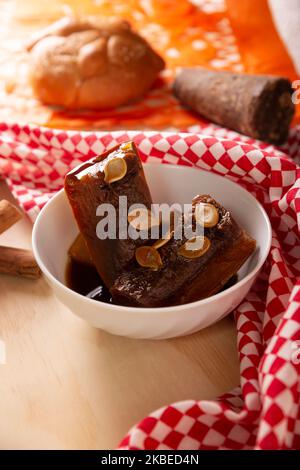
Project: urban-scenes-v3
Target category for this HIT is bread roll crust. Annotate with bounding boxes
[28,17,165,109]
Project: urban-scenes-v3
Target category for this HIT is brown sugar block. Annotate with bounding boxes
[173,67,295,144]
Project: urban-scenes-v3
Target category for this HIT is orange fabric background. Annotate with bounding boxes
[0,0,298,130]
[227,0,299,122]
[227,0,297,76]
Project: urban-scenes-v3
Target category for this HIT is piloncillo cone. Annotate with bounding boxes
[173,67,295,144]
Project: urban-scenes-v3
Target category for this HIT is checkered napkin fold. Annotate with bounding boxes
[0,122,300,450]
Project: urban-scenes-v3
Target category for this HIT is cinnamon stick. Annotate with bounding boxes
[0,246,41,279]
[0,200,23,235]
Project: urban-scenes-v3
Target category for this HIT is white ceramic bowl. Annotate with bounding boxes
[32,164,271,339]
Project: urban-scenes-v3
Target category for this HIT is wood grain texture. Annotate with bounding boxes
[0,181,240,449]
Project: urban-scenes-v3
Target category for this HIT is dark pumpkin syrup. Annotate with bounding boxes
[66,258,113,304]
[66,258,238,306]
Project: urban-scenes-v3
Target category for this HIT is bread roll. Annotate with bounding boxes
[27,16,165,109]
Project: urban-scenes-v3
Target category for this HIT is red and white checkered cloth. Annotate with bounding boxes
[0,122,300,450]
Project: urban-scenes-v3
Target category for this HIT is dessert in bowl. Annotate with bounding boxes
[32,143,271,339]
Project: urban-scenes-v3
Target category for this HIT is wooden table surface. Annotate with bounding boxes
[0,179,240,449]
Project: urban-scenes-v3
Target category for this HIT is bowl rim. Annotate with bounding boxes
[32,163,272,315]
